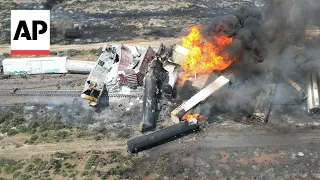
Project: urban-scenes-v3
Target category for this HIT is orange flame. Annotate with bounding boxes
[181,26,236,83]
[185,113,205,121]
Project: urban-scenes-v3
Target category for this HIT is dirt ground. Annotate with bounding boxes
[0,0,248,45]
[0,72,320,179]
[0,38,180,61]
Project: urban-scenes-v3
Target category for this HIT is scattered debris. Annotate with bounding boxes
[192,74,211,90]
[294,54,308,68]
[170,44,189,65]
[2,41,316,153]
[163,62,180,95]
[118,45,137,87]
[283,75,306,103]
[134,46,156,86]
[298,152,304,157]
[248,84,276,124]
[171,76,230,123]
[10,88,19,94]
[307,72,320,114]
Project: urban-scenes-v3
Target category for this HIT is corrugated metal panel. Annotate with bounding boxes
[2,57,67,75]
[118,45,135,73]
[134,46,156,86]
[66,60,96,74]
[136,72,145,86]
[123,69,138,87]
[135,46,156,74]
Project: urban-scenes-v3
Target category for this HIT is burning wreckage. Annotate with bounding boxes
[80,13,317,152]
[80,38,316,153]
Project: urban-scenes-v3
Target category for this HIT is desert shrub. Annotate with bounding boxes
[0,158,24,174]
[7,129,19,136]
[51,152,72,160]
[0,112,26,135]
[13,171,21,178]
[1,53,11,58]
[19,174,32,180]
[75,129,89,138]
[85,154,99,169]
[106,151,127,163]
[32,158,50,172]
[67,49,81,56]
[49,152,74,176]
[50,51,58,55]
[116,128,132,139]
[30,134,38,141]
[93,134,102,141]
[0,111,14,124]
[89,48,100,54]
[27,116,65,133]
[107,165,129,175]
[11,116,26,127]
[54,129,70,139]
[42,0,64,9]
[51,158,62,174]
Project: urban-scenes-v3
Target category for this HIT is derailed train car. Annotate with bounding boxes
[81,43,156,106]
[81,45,119,106]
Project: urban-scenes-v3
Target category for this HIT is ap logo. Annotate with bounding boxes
[11,10,50,55]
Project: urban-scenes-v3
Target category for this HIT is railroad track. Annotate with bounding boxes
[0,78,86,85]
[0,89,143,98]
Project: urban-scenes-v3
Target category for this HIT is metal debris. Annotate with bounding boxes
[192,74,210,90]
[170,44,189,65]
[134,46,156,86]
[294,54,308,68]
[307,72,320,114]
[283,75,306,103]
[163,62,180,94]
[249,84,276,124]
[171,75,230,123]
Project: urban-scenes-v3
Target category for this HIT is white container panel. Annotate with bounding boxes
[2,57,67,75]
[66,60,96,73]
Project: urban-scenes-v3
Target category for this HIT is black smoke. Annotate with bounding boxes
[202,6,265,65]
[188,0,320,122]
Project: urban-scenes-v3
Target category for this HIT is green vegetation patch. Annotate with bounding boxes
[0,150,141,179]
[83,150,140,179]
[5,152,77,179]
[0,158,24,174]
[0,108,75,144]
[0,1,18,12]
[0,111,27,136]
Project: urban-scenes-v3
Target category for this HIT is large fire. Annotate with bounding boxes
[181,26,236,83]
[185,113,205,121]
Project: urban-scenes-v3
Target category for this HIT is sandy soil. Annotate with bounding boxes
[0,137,126,160]
[0,38,180,54]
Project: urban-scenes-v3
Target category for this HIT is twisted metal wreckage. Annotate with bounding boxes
[80,43,314,153]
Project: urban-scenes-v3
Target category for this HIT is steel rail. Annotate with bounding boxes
[0,90,143,98]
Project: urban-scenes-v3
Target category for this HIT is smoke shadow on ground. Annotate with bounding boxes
[94,94,110,113]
